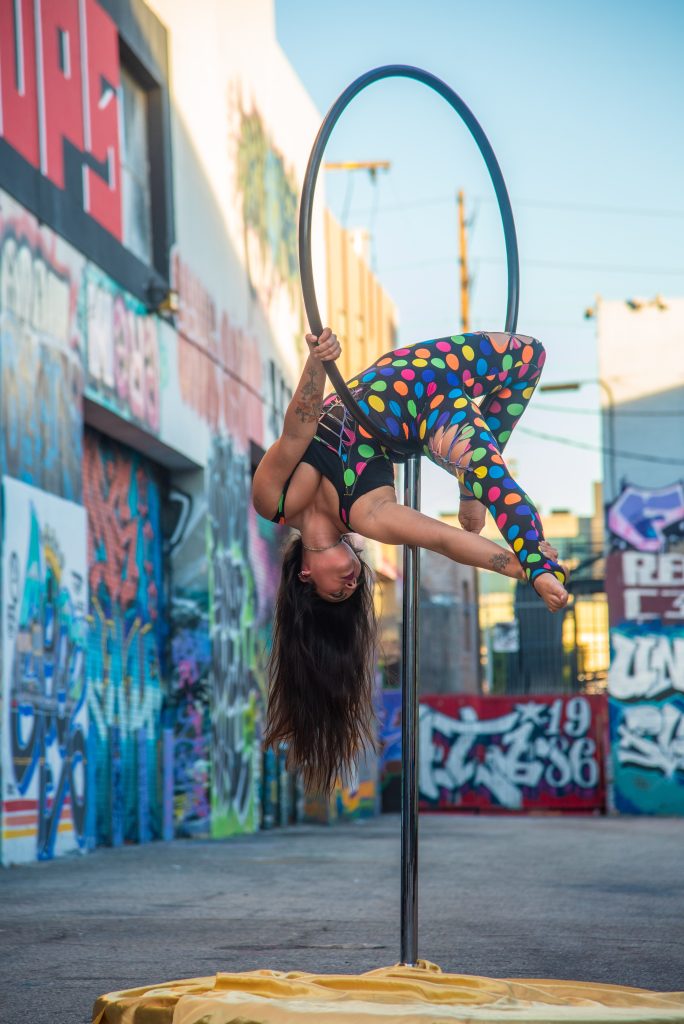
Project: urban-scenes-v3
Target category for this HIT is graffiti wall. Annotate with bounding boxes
[1,478,88,865]
[226,81,305,352]
[171,248,266,449]
[83,264,160,433]
[379,691,607,813]
[606,482,684,815]
[0,0,358,865]
[0,190,84,502]
[303,748,380,825]
[378,689,403,813]
[166,476,212,837]
[208,435,260,836]
[83,429,165,844]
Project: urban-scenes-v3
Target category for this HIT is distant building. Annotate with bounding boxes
[448,481,609,694]
[596,297,684,815]
[325,213,398,378]
[419,548,480,695]
[324,208,403,689]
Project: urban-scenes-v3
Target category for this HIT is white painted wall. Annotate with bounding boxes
[147,0,327,459]
[597,297,684,499]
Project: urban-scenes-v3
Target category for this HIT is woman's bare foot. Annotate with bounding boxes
[458,497,486,534]
[532,571,569,613]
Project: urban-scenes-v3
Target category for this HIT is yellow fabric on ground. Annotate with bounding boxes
[93,961,684,1024]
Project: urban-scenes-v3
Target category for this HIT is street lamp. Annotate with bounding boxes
[539,378,617,499]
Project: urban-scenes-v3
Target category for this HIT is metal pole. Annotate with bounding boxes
[400,454,421,966]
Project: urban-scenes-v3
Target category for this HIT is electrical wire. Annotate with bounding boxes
[382,253,684,276]
[518,426,684,465]
[533,402,684,417]
[345,193,684,221]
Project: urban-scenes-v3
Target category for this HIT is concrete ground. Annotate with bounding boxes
[0,814,682,1024]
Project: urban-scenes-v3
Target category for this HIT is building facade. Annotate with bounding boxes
[597,297,684,814]
[0,0,329,864]
[0,0,405,861]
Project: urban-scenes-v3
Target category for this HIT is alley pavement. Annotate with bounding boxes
[1,813,683,1023]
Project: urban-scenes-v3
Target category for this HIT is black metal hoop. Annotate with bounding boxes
[298,64,520,456]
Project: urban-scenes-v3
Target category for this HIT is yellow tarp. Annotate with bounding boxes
[93,961,684,1024]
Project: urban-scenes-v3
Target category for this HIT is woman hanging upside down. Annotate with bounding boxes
[252,328,569,791]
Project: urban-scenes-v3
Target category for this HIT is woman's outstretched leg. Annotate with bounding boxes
[427,403,567,610]
[473,332,546,451]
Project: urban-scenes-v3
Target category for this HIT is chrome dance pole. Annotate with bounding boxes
[400,454,421,966]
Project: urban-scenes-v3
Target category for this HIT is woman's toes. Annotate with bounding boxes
[533,572,569,613]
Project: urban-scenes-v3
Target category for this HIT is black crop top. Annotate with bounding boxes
[271,395,399,529]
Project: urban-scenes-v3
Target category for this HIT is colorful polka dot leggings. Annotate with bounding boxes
[347,331,566,586]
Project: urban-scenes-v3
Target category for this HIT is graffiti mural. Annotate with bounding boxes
[166,478,212,837]
[607,482,684,552]
[609,623,684,701]
[226,83,305,357]
[208,435,260,836]
[378,689,403,813]
[163,353,287,838]
[380,692,607,813]
[83,264,160,433]
[1,478,88,865]
[0,0,122,237]
[303,749,379,825]
[608,622,684,814]
[83,429,165,844]
[609,694,684,815]
[171,248,265,447]
[606,479,684,814]
[0,190,84,501]
[606,551,684,626]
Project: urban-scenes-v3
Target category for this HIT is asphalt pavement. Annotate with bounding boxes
[1,813,682,1024]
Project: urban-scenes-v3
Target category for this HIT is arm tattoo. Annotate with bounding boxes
[490,552,510,573]
[294,365,323,424]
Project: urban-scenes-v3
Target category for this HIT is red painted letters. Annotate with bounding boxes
[0,0,122,239]
[81,0,121,237]
[0,0,40,166]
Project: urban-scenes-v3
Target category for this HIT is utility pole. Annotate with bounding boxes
[457,189,469,332]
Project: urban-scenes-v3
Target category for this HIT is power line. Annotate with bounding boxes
[533,402,684,417]
[382,254,684,275]
[518,427,684,465]
[344,192,684,221]
[479,195,684,220]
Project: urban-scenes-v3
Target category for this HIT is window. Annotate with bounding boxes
[119,64,152,265]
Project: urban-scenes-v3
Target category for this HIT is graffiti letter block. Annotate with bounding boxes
[0,0,40,166]
[81,0,122,238]
[39,0,85,190]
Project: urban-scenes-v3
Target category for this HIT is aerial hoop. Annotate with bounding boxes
[299,65,522,968]
[298,63,520,457]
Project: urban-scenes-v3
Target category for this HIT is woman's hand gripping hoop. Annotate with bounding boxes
[306,328,341,362]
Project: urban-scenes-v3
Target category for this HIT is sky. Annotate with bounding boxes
[274,0,684,519]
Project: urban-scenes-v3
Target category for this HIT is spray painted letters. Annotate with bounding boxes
[83,431,164,843]
[0,193,84,500]
[2,478,88,865]
[84,265,160,433]
[209,436,259,836]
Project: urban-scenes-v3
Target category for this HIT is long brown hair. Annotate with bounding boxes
[264,535,377,793]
